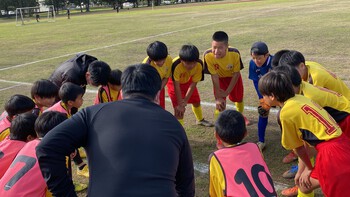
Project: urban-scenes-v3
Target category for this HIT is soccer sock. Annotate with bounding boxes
[178,119,184,126]
[192,105,203,121]
[258,116,268,142]
[297,189,314,197]
[235,101,244,113]
[214,109,220,120]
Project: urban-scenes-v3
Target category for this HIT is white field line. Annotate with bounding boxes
[0,79,279,113]
[0,7,282,72]
[0,84,23,91]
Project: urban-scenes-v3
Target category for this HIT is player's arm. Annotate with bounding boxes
[209,155,224,197]
[222,71,240,97]
[183,82,197,104]
[161,77,169,91]
[294,145,313,189]
[174,81,186,117]
[211,74,226,111]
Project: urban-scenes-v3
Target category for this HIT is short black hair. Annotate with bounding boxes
[212,31,228,44]
[147,41,168,61]
[121,64,161,100]
[31,79,59,99]
[258,71,295,102]
[179,44,200,62]
[273,66,302,87]
[278,50,305,68]
[215,110,246,144]
[271,49,290,68]
[109,69,122,86]
[10,113,37,141]
[5,94,35,117]
[250,41,269,56]
[59,82,85,103]
[35,111,67,138]
[88,60,111,86]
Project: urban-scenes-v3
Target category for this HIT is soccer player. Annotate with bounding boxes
[248,41,273,151]
[94,68,122,104]
[44,82,88,178]
[0,95,35,141]
[36,64,195,196]
[274,65,350,196]
[209,109,276,197]
[279,50,350,100]
[31,79,59,115]
[0,111,67,196]
[203,31,249,125]
[0,113,37,179]
[258,71,350,197]
[142,41,173,109]
[167,44,213,127]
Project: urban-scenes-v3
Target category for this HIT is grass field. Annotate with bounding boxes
[1,0,350,196]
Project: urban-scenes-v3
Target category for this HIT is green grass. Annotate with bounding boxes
[1,0,350,196]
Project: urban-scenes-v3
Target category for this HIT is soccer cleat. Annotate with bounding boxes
[74,182,88,192]
[257,141,266,151]
[283,151,298,164]
[196,119,214,127]
[281,185,298,196]
[282,165,298,179]
[77,164,89,178]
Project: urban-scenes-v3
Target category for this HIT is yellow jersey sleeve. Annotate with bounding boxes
[0,128,10,142]
[209,155,225,197]
[143,56,172,79]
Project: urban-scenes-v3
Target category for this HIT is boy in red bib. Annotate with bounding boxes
[0,111,66,197]
[209,110,276,197]
[94,68,122,104]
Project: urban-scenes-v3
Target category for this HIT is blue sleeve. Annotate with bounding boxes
[248,60,259,81]
[253,80,263,99]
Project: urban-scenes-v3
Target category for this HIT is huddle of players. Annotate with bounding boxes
[0,29,350,196]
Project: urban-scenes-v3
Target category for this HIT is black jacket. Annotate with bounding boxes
[49,53,97,88]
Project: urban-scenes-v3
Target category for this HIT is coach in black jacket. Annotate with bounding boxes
[49,53,110,90]
[37,64,195,197]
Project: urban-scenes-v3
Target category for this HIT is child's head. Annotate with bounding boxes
[258,71,295,104]
[147,41,168,67]
[10,112,37,142]
[215,110,247,145]
[271,49,290,68]
[179,44,200,70]
[273,66,302,88]
[31,79,59,108]
[59,82,85,109]
[250,41,269,67]
[5,94,35,118]
[35,111,67,138]
[87,60,111,86]
[108,69,122,90]
[278,50,305,68]
[211,31,229,59]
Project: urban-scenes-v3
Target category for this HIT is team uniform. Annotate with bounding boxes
[0,116,11,142]
[167,57,204,107]
[44,101,71,118]
[0,138,26,178]
[305,61,350,100]
[94,85,122,105]
[299,81,350,138]
[0,139,51,197]
[279,94,350,196]
[203,47,244,102]
[248,55,273,143]
[143,55,172,108]
[209,142,276,197]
